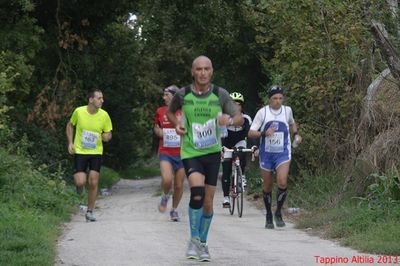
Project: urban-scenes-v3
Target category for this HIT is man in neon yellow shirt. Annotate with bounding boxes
[66,88,113,222]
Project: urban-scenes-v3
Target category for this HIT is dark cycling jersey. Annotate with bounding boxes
[222,113,252,148]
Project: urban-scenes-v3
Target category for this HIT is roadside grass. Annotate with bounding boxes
[246,165,400,255]
[343,220,400,255]
[291,172,400,255]
[0,205,61,266]
[119,156,160,179]
[153,188,162,197]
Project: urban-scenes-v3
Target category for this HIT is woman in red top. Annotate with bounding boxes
[153,85,185,221]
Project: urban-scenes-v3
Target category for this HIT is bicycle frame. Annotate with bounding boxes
[222,146,257,217]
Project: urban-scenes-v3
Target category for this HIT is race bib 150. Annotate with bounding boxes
[265,132,284,153]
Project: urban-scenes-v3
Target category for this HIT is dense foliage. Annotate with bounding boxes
[1,0,395,172]
[0,0,398,195]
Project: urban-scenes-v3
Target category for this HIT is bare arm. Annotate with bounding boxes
[290,123,302,144]
[66,122,75,154]
[248,129,263,139]
[153,124,163,138]
[248,124,276,139]
[166,111,185,135]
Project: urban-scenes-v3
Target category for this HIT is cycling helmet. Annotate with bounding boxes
[230,92,244,103]
[268,85,284,98]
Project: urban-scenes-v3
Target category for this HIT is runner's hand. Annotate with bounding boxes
[218,113,231,126]
[68,143,75,155]
[266,127,275,137]
[102,132,112,142]
[176,124,185,135]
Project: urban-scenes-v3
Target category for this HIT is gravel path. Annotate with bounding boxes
[56,177,388,266]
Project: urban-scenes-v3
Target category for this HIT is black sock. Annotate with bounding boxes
[263,191,272,216]
[76,186,83,195]
[276,187,287,215]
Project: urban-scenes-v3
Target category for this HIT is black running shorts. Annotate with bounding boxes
[74,154,102,173]
[182,152,220,186]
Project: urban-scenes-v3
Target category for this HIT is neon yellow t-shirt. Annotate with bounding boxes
[70,106,113,155]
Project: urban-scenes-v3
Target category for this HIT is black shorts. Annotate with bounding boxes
[182,152,220,186]
[74,154,102,173]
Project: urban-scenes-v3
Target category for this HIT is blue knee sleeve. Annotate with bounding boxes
[189,186,205,209]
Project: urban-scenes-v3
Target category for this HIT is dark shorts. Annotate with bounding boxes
[74,154,102,173]
[159,154,184,172]
[182,152,220,186]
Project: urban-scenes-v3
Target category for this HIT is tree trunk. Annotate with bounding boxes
[370,21,400,83]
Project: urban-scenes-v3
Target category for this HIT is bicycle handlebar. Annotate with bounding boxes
[221,146,259,161]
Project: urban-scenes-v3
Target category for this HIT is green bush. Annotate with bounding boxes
[0,148,76,217]
[99,166,121,189]
[0,146,78,266]
[245,162,263,196]
[355,173,400,209]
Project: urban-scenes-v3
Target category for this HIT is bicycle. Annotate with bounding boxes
[221,145,258,217]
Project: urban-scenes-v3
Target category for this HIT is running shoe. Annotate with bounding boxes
[79,203,87,213]
[186,237,201,260]
[222,196,230,208]
[158,194,169,213]
[274,212,286,227]
[265,213,274,229]
[85,211,97,222]
[199,242,211,262]
[170,209,179,222]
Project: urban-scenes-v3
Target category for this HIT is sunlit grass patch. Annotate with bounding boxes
[0,205,60,266]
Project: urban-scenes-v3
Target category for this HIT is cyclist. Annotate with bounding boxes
[66,88,113,222]
[153,85,185,221]
[248,85,302,229]
[221,92,253,208]
[167,55,243,262]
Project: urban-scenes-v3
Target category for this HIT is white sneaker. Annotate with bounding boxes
[79,203,87,213]
[199,242,211,262]
[222,196,230,208]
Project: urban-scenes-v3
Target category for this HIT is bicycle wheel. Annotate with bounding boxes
[229,167,236,215]
[236,166,244,217]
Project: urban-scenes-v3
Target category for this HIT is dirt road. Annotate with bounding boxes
[56,177,387,266]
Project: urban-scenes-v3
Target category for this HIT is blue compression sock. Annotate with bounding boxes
[188,206,203,239]
[199,212,214,243]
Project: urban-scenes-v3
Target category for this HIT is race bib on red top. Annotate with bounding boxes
[163,128,180,147]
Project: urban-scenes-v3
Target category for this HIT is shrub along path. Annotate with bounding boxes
[56,177,382,266]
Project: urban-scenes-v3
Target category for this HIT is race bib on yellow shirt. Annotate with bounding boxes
[81,130,99,149]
